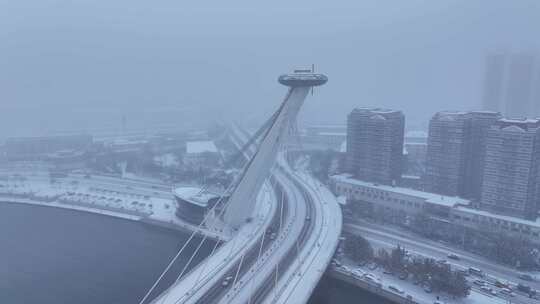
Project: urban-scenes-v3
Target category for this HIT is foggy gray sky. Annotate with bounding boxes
[1,0,539,137]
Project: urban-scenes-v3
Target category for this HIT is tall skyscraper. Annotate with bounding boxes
[480,118,540,219]
[467,111,502,201]
[424,111,501,200]
[346,108,405,186]
[482,52,540,118]
[424,111,472,197]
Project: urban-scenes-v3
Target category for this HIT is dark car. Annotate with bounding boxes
[519,274,534,282]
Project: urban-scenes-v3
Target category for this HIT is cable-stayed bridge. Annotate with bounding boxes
[144,70,342,304]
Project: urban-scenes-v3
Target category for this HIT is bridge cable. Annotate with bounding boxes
[157,160,255,304]
[138,154,253,304]
[162,126,278,304]
[145,91,292,304]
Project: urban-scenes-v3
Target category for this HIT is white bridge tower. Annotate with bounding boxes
[223,70,327,229]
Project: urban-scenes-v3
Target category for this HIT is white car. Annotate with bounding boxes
[499,288,516,297]
[352,270,364,278]
[388,285,404,294]
[473,279,485,286]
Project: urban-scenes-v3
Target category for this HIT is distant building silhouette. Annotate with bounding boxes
[480,118,540,219]
[346,108,404,186]
[482,52,540,118]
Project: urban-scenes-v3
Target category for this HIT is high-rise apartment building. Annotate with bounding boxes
[467,111,502,201]
[480,118,540,219]
[424,112,472,197]
[424,111,501,200]
[482,52,540,118]
[346,108,405,185]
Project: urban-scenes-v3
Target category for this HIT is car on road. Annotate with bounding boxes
[331,258,342,267]
[447,253,460,260]
[363,273,381,286]
[517,283,531,294]
[473,279,485,286]
[480,286,493,293]
[388,285,404,294]
[352,270,364,278]
[437,259,449,266]
[499,288,516,297]
[423,285,432,293]
[341,266,352,273]
[221,276,233,287]
[518,274,534,281]
[398,272,408,280]
[364,274,382,288]
[468,267,484,277]
[494,280,511,289]
[383,269,394,275]
[484,287,497,296]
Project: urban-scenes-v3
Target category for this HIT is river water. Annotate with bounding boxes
[0,203,390,304]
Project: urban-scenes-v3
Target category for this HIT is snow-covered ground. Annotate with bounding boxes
[154,153,180,168]
[344,221,540,303]
[0,176,226,241]
[331,262,508,304]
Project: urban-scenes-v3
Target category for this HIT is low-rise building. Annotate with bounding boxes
[174,187,222,225]
[331,174,540,243]
[298,124,347,151]
[5,134,93,161]
[184,141,220,167]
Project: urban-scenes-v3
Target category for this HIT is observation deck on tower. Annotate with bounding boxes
[278,70,328,87]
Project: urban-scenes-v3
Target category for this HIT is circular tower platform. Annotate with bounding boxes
[278,73,328,87]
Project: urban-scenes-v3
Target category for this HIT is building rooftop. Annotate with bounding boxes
[331,174,470,208]
[307,124,346,129]
[494,117,540,131]
[455,206,540,228]
[351,108,402,115]
[173,187,220,207]
[499,117,540,124]
[317,132,346,136]
[186,141,218,154]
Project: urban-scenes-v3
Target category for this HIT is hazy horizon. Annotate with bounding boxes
[2,0,540,138]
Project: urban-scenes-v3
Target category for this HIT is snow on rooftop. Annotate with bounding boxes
[317,132,346,136]
[186,141,217,154]
[354,107,400,114]
[455,205,540,228]
[173,186,219,207]
[331,174,470,207]
[501,125,526,132]
[111,138,148,145]
[405,130,428,138]
[307,124,346,129]
[499,117,540,124]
